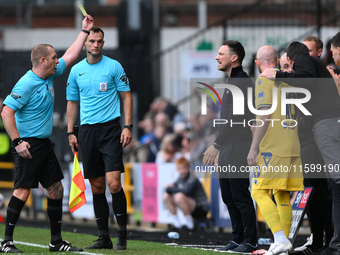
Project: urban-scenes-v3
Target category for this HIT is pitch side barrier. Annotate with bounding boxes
[128,162,237,228]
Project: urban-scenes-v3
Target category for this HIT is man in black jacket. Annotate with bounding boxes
[289,37,334,255]
[202,40,257,253]
[261,41,340,255]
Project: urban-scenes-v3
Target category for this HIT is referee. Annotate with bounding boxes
[66,26,132,250]
[0,15,94,253]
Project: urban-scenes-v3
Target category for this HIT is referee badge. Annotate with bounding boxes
[99,82,107,92]
[49,86,54,97]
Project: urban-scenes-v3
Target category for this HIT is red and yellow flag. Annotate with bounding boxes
[69,152,86,213]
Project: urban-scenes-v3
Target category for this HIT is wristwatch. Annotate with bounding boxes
[12,138,24,147]
[213,142,221,150]
[124,124,133,131]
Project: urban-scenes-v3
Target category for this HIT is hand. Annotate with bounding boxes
[327,67,340,93]
[247,147,258,166]
[82,15,94,31]
[164,183,174,189]
[15,141,32,159]
[327,66,337,78]
[68,134,79,154]
[214,151,219,167]
[121,128,132,147]
[202,145,219,166]
[260,68,277,80]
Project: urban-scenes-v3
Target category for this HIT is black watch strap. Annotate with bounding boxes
[213,142,221,150]
[124,124,133,131]
[81,29,90,35]
[12,138,24,147]
[67,132,74,136]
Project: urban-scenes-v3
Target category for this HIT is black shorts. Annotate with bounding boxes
[191,205,208,218]
[79,119,124,179]
[12,138,64,189]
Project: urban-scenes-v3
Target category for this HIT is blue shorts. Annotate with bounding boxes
[79,119,124,179]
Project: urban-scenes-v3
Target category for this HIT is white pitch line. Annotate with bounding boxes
[0,239,104,255]
[181,244,224,248]
[179,244,253,254]
[165,243,224,249]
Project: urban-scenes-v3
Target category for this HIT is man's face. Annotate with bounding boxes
[303,40,322,58]
[215,45,234,72]
[331,44,340,66]
[44,47,59,77]
[280,55,292,73]
[85,31,104,57]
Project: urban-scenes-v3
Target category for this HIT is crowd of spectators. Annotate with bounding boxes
[123,96,220,168]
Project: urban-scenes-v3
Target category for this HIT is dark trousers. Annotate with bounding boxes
[304,177,333,248]
[329,180,340,250]
[218,141,257,245]
[300,134,333,248]
[313,118,340,249]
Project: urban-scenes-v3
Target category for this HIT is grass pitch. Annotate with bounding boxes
[0,224,220,254]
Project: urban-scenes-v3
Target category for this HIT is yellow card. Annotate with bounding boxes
[78,4,88,16]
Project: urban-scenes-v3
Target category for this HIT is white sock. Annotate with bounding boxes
[184,215,194,230]
[273,230,289,244]
[171,215,181,229]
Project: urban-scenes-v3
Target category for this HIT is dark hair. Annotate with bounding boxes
[287,41,309,62]
[221,40,245,65]
[90,26,104,37]
[303,35,323,50]
[331,32,340,48]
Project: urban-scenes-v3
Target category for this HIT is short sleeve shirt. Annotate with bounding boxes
[66,56,130,125]
[255,77,300,157]
[3,58,66,138]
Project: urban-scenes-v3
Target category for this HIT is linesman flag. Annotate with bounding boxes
[69,152,86,213]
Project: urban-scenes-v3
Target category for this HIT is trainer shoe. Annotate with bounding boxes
[294,235,313,252]
[264,241,293,255]
[49,240,83,252]
[230,243,258,253]
[290,245,319,255]
[0,241,22,253]
[114,231,127,250]
[214,241,240,252]
[84,236,113,249]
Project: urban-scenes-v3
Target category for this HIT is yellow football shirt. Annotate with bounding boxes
[255,77,300,157]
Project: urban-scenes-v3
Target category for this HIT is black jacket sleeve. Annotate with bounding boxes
[165,178,197,196]
[276,55,332,88]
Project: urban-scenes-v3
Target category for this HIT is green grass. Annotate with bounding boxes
[0,224,220,254]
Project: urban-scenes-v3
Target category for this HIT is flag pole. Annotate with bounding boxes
[69,125,87,213]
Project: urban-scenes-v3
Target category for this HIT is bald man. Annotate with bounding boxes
[248,46,304,255]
